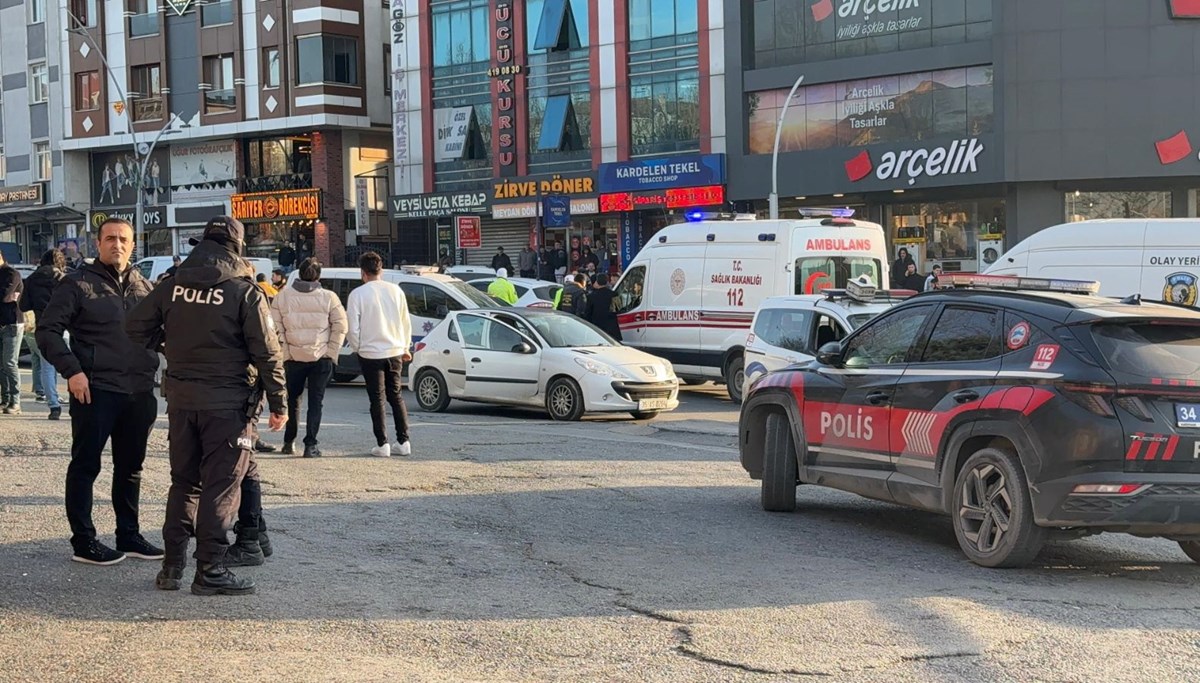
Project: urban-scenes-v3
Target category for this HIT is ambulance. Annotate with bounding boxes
[612,210,889,402]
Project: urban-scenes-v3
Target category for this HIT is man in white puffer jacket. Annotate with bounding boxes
[270,258,347,458]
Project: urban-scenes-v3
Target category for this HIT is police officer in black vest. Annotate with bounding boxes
[126,216,287,596]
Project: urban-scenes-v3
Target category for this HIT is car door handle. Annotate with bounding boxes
[471,357,482,363]
[866,391,891,406]
[442,349,451,355]
[953,390,979,404]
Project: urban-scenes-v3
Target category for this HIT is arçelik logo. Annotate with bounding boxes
[845,139,985,185]
[811,0,919,22]
[1168,0,1200,18]
[1156,130,1198,165]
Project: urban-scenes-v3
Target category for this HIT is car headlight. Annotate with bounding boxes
[574,357,628,378]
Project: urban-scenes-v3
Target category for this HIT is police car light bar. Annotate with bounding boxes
[798,207,856,219]
[685,212,758,222]
[938,273,1101,294]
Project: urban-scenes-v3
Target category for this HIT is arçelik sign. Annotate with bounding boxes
[845,138,985,186]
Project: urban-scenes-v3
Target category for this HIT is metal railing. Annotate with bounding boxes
[132,97,164,122]
[238,173,314,193]
[128,12,158,37]
[204,89,236,114]
[201,0,234,26]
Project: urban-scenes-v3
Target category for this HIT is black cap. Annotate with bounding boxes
[188,215,245,248]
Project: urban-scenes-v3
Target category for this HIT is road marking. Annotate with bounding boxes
[436,422,737,455]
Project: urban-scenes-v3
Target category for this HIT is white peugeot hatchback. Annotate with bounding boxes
[411,309,680,421]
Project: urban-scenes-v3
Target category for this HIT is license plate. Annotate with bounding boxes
[1177,403,1200,428]
[638,398,669,411]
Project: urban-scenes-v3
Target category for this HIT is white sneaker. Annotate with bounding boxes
[391,441,412,457]
[370,443,392,458]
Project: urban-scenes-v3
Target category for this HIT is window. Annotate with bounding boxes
[431,0,489,67]
[614,266,645,313]
[794,257,882,295]
[263,48,280,88]
[536,95,582,151]
[69,0,98,28]
[33,142,51,181]
[297,35,359,86]
[1091,324,1200,380]
[748,66,994,155]
[843,306,932,368]
[754,308,815,353]
[203,55,236,114]
[131,64,163,121]
[484,319,526,352]
[74,71,101,111]
[919,307,999,363]
[814,314,849,349]
[383,45,391,95]
[29,63,49,104]
[29,0,45,24]
[0,146,6,180]
[630,73,700,156]
[128,0,158,36]
[530,0,585,51]
[201,0,234,26]
[1065,191,1172,222]
[629,0,696,42]
[400,283,463,319]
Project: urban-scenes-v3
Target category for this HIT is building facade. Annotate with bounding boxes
[56,0,394,266]
[0,0,88,263]
[388,0,728,270]
[725,0,1200,275]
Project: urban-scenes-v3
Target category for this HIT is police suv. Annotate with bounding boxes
[739,273,1200,567]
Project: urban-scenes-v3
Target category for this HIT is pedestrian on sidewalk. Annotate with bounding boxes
[271,257,347,458]
[0,249,23,415]
[126,215,287,596]
[488,268,519,305]
[19,248,66,419]
[36,218,162,566]
[518,245,537,279]
[346,251,413,458]
[584,273,623,341]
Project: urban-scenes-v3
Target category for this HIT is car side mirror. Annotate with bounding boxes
[511,341,535,354]
[816,341,844,367]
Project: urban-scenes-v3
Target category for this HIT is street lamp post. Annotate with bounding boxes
[66,10,182,258]
[769,74,805,220]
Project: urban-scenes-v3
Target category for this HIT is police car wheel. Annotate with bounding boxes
[546,378,585,422]
[414,369,450,412]
[725,355,746,404]
[1179,541,1200,564]
[952,448,1046,568]
[761,412,798,513]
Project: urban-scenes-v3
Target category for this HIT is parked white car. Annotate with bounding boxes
[467,276,562,308]
[744,282,912,387]
[443,265,499,282]
[411,309,680,421]
[136,255,274,282]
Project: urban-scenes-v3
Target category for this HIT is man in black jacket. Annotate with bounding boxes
[19,249,66,419]
[583,274,623,341]
[36,219,162,566]
[126,216,287,596]
[490,246,514,274]
[0,249,22,414]
[556,273,588,317]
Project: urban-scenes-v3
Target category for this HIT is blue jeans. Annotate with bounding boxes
[27,332,43,396]
[0,323,23,407]
[37,346,60,409]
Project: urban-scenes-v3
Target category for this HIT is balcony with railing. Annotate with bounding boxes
[201,0,234,26]
[238,173,314,193]
[204,89,236,114]
[129,12,158,37]
[132,97,164,122]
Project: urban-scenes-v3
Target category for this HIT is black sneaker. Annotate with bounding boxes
[72,539,126,566]
[35,394,46,403]
[48,407,61,421]
[281,442,295,455]
[302,445,321,458]
[117,534,165,560]
[254,441,277,453]
[156,565,185,591]
[191,564,256,596]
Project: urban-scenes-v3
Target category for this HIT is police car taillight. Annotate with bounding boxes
[938,273,1101,294]
[1071,484,1146,495]
[414,342,427,353]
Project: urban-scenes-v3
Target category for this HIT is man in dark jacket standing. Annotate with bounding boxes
[126,216,287,596]
[36,219,162,566]
[19,249,66,419]
[555,273,588,317]
[0,249,23,414]
[583,274,623,341]
[490,246,514,274]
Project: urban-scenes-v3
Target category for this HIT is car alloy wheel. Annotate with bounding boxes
[550,385,574,417]
[546,378,585,421]
[414,370,449,412]
[958,463,1012,555]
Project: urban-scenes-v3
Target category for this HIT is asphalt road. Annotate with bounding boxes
[2,373,1200,682]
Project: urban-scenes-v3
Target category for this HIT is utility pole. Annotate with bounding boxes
[769,74,805,220]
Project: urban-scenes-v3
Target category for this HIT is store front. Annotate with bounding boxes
[598,154,728,270]
[0,183,88,263]
[489,171,610,270]
[231,188,323,266]
[86,206,171,256]
[389,190,492,266]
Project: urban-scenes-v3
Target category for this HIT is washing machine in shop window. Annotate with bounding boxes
[979,237,1005,269]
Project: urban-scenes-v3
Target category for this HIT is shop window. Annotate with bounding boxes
[297,35,359,86]
[887,199,1006,275]
[74,71,101,112]
[748,66,994,155]
[1065,191,1172,222]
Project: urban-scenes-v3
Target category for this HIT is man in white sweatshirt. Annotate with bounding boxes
[346,251,413,457]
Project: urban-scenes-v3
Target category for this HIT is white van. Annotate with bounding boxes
[285,267,499,382]
[611,213,889,401]
[136,255,274,282]
[985,219,1200,306]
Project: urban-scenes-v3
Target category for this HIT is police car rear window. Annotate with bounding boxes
[1091,323,1200,379]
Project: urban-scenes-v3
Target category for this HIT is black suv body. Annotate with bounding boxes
[739,288,1200,567]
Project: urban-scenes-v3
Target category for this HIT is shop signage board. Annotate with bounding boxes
[170,140,237,201]
[597,154,726,193]
[490,0,524,177]
[231,188,323,222]
[620,212,640,270]
[434,107,476,162]
[600,185,726,212]
[437,223,457,257]
[390,191,491,219]
[456,216,482,249]
[542,194,571,228]
[0,183,44,209]
[493,197,599,220]
[88,206,167,230]
[354,178,371,235]
[493,172,596,201]
[91,148,171,207]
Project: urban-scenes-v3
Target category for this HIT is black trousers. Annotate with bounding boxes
[237,452,262,532]
[65,389,158,549]
[163,409,254,565]
[283,358,333,446]
[520,269,536,279]
[359,356,410,447]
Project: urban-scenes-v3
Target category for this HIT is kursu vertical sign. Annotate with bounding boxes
[490,0,525,178]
